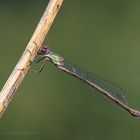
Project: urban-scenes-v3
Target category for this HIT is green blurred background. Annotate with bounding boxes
[0,0,140,139]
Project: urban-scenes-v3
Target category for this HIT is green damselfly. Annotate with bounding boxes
[34,45,140,117]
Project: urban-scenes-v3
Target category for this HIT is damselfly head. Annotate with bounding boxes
[37,45,49,55]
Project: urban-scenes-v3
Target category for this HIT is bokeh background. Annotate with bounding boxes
[0,0,140,139]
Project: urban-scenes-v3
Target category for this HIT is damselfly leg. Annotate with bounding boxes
[30,56,48,74]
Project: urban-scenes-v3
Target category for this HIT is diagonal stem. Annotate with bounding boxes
[0,0,63,117]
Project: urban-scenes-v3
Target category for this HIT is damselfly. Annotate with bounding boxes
[33,45,140,117]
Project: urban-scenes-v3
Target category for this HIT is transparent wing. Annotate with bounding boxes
[58,60,127,105]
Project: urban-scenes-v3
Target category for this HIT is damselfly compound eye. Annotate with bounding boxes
[37,45,49,55]
[42,45,49,52]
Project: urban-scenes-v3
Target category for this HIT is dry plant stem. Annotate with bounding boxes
[0,0,63,117]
